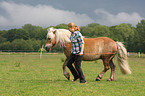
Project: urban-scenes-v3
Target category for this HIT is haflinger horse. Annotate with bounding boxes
[45,27,131,81]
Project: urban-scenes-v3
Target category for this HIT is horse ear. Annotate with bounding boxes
[47,27,54,32]
[53,30,56,34]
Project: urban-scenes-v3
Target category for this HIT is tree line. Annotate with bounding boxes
[0,19,145,53]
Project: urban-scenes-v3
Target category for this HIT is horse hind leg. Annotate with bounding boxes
[62,59,70,80]
[96,58,110,81]
[107,59,115,81]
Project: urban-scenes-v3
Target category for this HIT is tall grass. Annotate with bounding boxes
[0,53,145,96]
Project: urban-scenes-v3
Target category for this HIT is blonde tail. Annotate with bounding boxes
[116,41,131,74]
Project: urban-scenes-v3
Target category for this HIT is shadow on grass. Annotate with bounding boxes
[17,78,120,83]
[18,79,70,83]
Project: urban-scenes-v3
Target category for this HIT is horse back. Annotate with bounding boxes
[83,37,117,60]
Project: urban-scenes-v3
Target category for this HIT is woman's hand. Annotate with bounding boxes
[79,44,84,56]
[79,52,83,56]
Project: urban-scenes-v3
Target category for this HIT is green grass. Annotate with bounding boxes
[0,53,145,96]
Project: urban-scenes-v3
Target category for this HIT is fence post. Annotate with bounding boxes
[138,52,140,57]
[40,45,44,59]
[128,52,130,56]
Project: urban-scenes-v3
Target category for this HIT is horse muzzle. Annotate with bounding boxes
[45,44,52,52]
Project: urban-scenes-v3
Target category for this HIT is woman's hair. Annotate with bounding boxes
[67,22,75,28]
[75,25,80,31]
[67,22,80,31]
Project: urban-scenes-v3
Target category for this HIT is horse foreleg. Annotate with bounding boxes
[96,59,110,81]
[62,59,70,80]
[107,59,115,81]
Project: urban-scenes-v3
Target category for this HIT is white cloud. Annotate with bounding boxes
[0,1,93,29]
[0,1,144,30]
[94,8,144,26]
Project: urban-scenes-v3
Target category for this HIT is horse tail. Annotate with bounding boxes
[116,41,131,74]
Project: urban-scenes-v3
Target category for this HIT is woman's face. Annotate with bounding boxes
[68,26,75,32]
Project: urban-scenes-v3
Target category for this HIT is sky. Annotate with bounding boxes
[0,0,145,30]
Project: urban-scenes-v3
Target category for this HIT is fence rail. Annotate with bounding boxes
[0,50,144,56]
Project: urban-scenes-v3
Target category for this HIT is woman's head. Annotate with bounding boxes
[67,22,76,32]
[68,22,80,32]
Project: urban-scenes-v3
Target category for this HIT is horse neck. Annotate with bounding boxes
[63,42,72,58]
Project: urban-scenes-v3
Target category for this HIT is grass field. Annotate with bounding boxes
[0,53,145,96]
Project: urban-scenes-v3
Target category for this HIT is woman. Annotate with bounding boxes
[67,22,86,83]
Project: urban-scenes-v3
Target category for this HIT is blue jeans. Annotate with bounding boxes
[67,53,86,83]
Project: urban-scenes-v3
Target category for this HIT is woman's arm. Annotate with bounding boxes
[79,44,84,55]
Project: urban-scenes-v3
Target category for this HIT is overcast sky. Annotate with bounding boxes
[0,0,145,30]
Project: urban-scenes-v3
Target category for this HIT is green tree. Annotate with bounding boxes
[0,41,11,51]
[136,19,145,53]
[87,23,100,27]
[11,39,33,52]
[34,26,47,40]
[80,26,93,37]
[22,24,36,39]
[109,24,135,48]
[55,24,68,29]
[22,24,47,40]
[0,30,7,43]
[80,23,110,38]
[4,29,17,42]
[28,39,41,51]
[15,28,29,40]
[0,36,6,43]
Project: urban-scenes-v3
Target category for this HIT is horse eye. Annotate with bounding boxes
[48,38,51,40]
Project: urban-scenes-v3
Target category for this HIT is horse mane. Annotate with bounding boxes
[47,28,71,47]
[55,29,71,46]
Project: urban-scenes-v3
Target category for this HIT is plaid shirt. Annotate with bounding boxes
[70,31,84,54]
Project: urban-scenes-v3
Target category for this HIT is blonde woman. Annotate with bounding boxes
[67,22,86,83]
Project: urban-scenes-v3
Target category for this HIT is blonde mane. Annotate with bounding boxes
[47,27,71,47]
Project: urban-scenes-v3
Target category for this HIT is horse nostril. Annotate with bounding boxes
[45,46,49,50]
[45,46,47,50]
[45,45,51,51]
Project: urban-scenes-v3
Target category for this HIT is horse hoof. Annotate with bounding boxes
[65,75,70,80]
[107,79,114,81]
[96,79,100,81]
[64,73,70,80]
[67,76,70,80]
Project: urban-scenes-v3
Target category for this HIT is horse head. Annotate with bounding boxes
[45,27,56,52]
